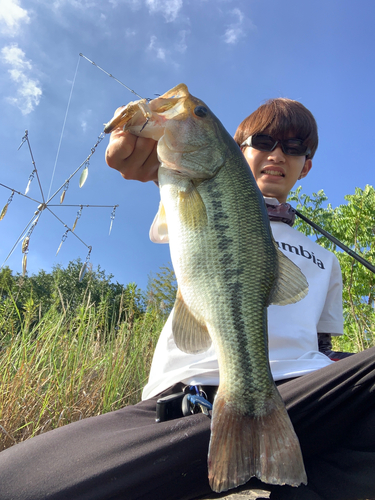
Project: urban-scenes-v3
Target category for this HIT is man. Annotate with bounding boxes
[0,98,374,500]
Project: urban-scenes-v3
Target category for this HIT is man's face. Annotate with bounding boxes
[243,141,312,203]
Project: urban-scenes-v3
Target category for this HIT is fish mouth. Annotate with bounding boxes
[104,84,190,135]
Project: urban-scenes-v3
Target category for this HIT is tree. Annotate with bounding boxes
[0,259,145,340]
[289,185,375,352]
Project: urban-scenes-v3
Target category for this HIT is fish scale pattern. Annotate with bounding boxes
[196,154,278,413]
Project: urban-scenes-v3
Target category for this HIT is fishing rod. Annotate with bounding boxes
[295,209,375,275]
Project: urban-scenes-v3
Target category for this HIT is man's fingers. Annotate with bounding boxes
[134,140,159,182]
[105,132,159,182]
[105,103,160,183]
[106,131,137,166]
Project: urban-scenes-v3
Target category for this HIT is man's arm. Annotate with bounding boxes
[318,332,354,361]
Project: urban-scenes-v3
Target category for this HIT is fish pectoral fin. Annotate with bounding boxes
[172,289,211,354]
[178,182,208,230]
[149,201,169,243]
[156,201,169,239]
[269,245,309,306]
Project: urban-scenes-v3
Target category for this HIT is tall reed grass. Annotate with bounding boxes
[0,296,165,451]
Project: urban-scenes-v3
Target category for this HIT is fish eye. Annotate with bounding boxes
[194,106,208,118]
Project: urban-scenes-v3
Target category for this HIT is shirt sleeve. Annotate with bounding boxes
[317,254,344,335]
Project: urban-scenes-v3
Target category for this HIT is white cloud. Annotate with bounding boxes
[0,0,30,36]
[232,7,244,23]
[80,109,92,133]
[146,0,182,22]
[148,35,166,61]
[2,43,31,70]
[109,0,142,8]
[147,35,180,69]
[1,44,42,115]
[223,8,254,45]
[176,29,189,53]
[125,28,137,37]
[223,26,242,44]
[50,0,96,8]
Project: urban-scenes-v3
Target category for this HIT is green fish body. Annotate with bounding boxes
[105,84,309,493]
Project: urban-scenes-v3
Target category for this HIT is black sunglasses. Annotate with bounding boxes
[241,134,311,157]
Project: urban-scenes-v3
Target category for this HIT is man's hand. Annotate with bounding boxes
[105,107,159,183]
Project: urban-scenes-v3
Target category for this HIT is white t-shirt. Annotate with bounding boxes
[142,198,343,400]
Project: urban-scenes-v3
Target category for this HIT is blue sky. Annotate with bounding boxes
[0,0,374,291]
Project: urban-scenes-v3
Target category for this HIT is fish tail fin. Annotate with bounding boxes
[208,388,307,493]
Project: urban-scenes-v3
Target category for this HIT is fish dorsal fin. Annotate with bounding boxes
[149,201,169,243]
[172,288,212,354]
[178,182,208,230]
[160,83,189,99]
[269,243,309,306]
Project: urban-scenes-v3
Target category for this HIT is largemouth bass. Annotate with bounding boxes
[105,84,308,493]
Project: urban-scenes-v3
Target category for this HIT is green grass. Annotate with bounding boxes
[0,297,164,450]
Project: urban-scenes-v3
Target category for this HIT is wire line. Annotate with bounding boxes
[79,53,144,99]
[47,55,81,200]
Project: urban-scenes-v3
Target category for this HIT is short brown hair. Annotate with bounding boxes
[234,98,318,159]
